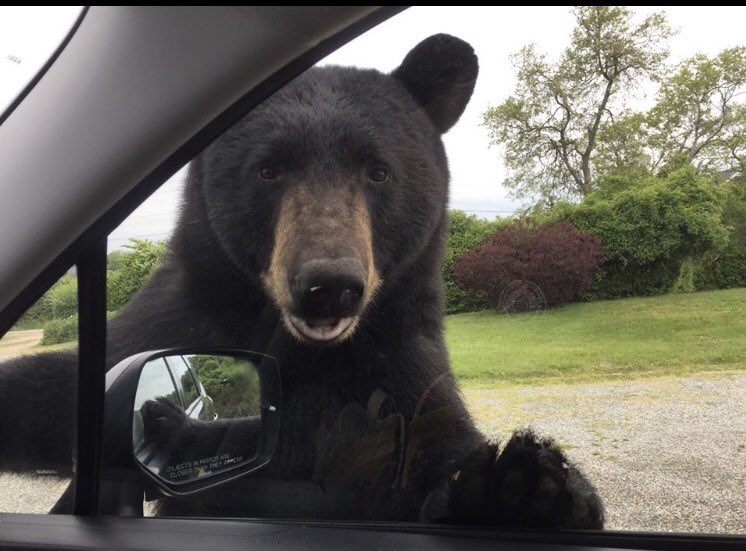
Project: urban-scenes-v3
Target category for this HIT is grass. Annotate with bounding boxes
[447,287,746,386]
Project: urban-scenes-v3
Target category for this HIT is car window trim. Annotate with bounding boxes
[163,358,186,410]
[292,521,744,551]
[0,514,742,551]
[162,357,186,409]
[164,355,199,410]
[73,237,108,515]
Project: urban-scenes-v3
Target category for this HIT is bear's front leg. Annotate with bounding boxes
[422,429,604,529]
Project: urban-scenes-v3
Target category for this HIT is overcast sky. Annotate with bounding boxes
[3,6,746,250]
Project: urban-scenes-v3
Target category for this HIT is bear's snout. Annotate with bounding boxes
[292,257,366,319]
[282,257,366,343]
[262,183,381,344]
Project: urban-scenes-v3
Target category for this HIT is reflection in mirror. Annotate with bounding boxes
[133,354,263,485]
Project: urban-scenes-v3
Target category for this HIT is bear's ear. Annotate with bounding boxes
[392,34,478,134]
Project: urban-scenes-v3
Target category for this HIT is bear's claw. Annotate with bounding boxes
[423,429,604,529]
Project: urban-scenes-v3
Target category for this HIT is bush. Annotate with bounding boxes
[721,180,746,247]
[189,355,261,418]
[40,311,117,346]
[692,179,746,291]
[670,257,697,294]
[107,239,168,311]
[16,275,77,328]
[548,167,729,299]
[41,315,78,345]
[454,220,604,311]
[694,244,746,291]
[48,276,78,318]
[444,210,502,314]
[15,292,54,328]
[589,257,684,299]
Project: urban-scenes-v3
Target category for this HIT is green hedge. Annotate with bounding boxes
[41,311,117,346]
[107,239,167,311]
[548,167,729,299]
[444,210,503,314]
[40,315,78,345]
[694,244,746,291]
[17,239,167,330]
[16,275,77,328]
[189,355,261,418]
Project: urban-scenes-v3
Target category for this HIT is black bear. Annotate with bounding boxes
[0,34,603,528]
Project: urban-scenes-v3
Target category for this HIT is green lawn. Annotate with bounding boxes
[447,288,746,385]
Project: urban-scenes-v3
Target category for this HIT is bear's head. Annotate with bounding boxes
[188,34,478,345]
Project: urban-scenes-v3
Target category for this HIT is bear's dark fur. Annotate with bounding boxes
[0,34,603,528]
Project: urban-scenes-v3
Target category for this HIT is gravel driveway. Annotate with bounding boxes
[1,372,743,535]
[463,371,746,534]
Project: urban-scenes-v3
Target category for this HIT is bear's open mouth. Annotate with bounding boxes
[288,315,355,343]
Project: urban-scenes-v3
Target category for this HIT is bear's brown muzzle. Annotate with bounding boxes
[262,184,381,344]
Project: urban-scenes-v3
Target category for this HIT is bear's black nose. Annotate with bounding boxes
[293,258,365,319]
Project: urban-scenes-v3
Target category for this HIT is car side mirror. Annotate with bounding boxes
[101,348,280,511]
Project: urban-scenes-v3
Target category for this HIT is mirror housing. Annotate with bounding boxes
[100,348,280,511]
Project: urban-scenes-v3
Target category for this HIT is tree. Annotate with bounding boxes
[593,111,653,180]
[484,6,672,203]
[107,249,129,272]
[107,239,168,311]
[647,47,746,176]
[594,48,746,181]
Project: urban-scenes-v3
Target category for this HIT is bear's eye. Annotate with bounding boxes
[368,166,390,184]
[258,166,279,180]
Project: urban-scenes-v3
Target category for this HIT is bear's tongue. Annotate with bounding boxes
[305,318,340,330]
[289,315,354,342]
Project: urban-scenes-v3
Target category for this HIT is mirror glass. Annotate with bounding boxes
[132,354,264,485]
